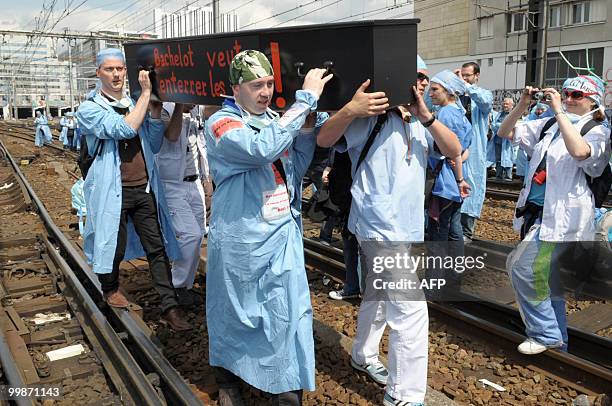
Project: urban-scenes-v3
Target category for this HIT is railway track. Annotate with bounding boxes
[486,182,612,209]
[485,188,520,202]
[4,118,611,404]
[0,138,204,405]
[1,121,79,160]
[302,237,612,396]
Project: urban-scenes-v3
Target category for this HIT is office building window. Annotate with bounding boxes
[545,47,602,88]
[507,12,527,33]
[479,16,494,38]
[571,1,590,24]
[549,5,562,27]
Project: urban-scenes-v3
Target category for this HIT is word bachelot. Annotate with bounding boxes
[153,41,243,98]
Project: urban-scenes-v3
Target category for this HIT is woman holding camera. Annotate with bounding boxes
[497,75,610,354]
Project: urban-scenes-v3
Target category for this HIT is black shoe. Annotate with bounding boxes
[176,288,204,307]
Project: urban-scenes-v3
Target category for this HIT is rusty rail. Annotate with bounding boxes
[303,237,612,394]
[0,138,202,405]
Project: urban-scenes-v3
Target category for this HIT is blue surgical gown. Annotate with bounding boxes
[35,116,53,146]
[76,91,181,274]
[459,85,493,218]
[205,91,326,394]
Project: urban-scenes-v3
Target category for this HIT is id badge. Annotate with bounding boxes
[262,185,291,221]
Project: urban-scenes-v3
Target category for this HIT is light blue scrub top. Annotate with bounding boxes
[337,111,433,242]
[428,103,472,203]
[527,132,560,206]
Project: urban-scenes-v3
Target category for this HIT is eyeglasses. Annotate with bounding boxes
[101,66,126,73]
[562,89,597,99]
[417,72,429,82]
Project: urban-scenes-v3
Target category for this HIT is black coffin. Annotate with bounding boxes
[123,19,419,110]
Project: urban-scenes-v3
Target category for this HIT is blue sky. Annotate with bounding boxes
[0,0,414,33]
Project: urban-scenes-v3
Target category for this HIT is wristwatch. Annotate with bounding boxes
[421,116,436,128]
[456,177,464,183]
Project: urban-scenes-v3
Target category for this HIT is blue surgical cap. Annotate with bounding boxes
[530,102,549,115]
[417,55,428,74]
[535,102,548,111]
[96,48,125,67]
[431,69,466,96]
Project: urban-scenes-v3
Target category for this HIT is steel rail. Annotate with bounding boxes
[302,236,612,393]
[0,326,37,406]
[2,129,78,159]
[485,188,520,201]
[1,139,163,405]
[42,236,164,405]
[0,138,202,405]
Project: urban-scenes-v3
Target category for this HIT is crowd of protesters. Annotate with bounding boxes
[38,44,611,406]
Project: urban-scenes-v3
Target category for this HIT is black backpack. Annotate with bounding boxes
[77,136,104,179]
[328,113,388,215]
[538,117,611,208]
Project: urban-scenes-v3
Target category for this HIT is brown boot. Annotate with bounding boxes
[161,307,192,331]
[103,290,129,308]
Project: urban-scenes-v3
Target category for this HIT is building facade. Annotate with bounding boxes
[152,5,239,38]
[416,0,612,108]
[0,36,77,118]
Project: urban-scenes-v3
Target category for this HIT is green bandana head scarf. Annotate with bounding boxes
[229,50,274,85]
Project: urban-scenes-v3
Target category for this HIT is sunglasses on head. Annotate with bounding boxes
[417,72,429,81]
[562,89,597,99]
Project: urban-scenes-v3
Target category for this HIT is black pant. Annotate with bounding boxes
[98,185,178,313]
[215,368,303,405]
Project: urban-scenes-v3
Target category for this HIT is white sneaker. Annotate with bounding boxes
[329,289,360,300]
[383,392,424,406]
[517,338,552,355]
[350,358,388,385]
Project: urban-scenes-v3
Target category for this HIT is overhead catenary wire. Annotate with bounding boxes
[273,0,345,27]
[223,0,255,14]
[87,0,144,32]
[10,0,90,66]
[325,1,407,23]
[8,1,57,66]
[240,0,324,29]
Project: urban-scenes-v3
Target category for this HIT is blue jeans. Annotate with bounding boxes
[429,201,464,243]
[461,213,476,240]
[342,231,361,295]
[509,225,568,350]
[427,201,464,297]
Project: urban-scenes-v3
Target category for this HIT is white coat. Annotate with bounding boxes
[512,116,611,241]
